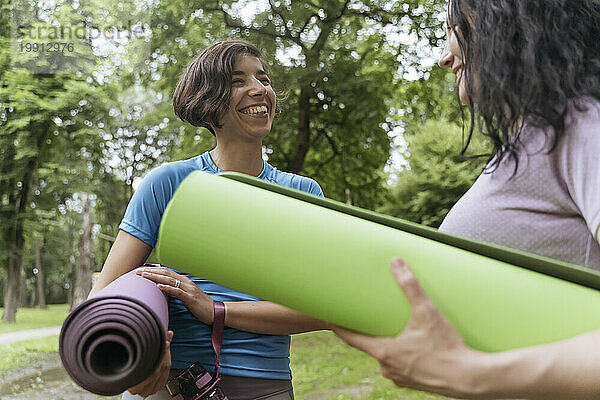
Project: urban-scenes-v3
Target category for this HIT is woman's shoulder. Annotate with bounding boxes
[143,156,201,181]
[134,156,202,197]
[565,96,600,130]
[554,97,600,157]
[267,166,324,196]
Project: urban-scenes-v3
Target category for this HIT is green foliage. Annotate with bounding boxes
[383,120,490,227]
[263,27,397,207]
[396,65,463,125]
[1,0,459,312]
[0,0,125,310]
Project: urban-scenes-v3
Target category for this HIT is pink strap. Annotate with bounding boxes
[211,301,225,378]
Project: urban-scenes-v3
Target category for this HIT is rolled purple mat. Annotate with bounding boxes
[59,269,168,396]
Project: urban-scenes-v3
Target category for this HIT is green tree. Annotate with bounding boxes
[0,68,118,321]
[383,120,490,227]
[396,64,463,126]
[0,0,461,316]
[0,0,158,318]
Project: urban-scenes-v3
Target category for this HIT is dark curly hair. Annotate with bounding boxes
[449,0,600,171]
[172,39,269,136]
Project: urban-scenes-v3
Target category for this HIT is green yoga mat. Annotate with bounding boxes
[155,171,600,352]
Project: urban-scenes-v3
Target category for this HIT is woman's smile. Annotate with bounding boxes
[238,104,270,117]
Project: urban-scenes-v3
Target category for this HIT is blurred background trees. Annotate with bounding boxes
[0,0,489,321]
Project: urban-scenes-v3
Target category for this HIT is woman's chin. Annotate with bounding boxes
[459,91,470,106]
[252,125,273,138]
[245,128,271,141]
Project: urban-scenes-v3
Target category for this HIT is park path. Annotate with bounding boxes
[0,326,62,345]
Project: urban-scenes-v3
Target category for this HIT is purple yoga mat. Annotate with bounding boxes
[59,269,168,396]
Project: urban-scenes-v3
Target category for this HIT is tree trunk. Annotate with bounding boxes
[34,236,47,309]
[2,248,19,323]
[66,224,74,308]
[345,187,353,206]
[1,137,17,322]
[2,219,26,320]
[18,263,27,308]
[288,86,312,174]
[2,186,19,322]
[72,193,95,307]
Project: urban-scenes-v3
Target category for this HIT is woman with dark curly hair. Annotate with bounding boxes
[335,0,600,398]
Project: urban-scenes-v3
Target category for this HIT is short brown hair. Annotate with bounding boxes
[172,39,266,136]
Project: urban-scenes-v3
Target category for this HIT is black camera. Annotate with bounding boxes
[166,363,228,400]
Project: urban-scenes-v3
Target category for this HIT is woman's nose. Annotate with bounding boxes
[249,79,267,96]
[438,46,453,69]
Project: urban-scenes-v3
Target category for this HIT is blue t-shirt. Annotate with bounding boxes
[119,152,323,380]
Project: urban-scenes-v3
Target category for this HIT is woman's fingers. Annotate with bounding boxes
[390,258,429,308]
[137,267,191,290]
[337,258,475,396]
[128,331,173,396]
[137,266,214,324]
[137,266,185,279]
[333,259,423,361]
[333,326,391,360]
[156,283,189,302]
[390,258,444,326]
[141,271,183,286]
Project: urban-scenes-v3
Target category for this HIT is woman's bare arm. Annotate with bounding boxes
[88,230,152,297]
[223,301,330,334]
[137,266,330,335]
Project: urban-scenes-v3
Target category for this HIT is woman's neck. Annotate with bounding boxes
[209,140,263,177]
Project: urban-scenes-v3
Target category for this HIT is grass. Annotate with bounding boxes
[0,304,68,334]
[0,334,59,375]
[0,306,447,399]
[291,331,446,400]
[1,331,448,399]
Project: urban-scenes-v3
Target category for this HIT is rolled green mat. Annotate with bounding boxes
[156,171,600,352]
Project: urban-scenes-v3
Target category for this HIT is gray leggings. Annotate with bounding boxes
[121,371,294,400]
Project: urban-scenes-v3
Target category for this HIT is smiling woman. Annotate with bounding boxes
[88,39,329,400]
[218,55,276,142]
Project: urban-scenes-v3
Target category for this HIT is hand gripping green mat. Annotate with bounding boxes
[155,171,600,352]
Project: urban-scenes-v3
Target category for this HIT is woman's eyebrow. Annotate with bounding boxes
[232,70,268,76]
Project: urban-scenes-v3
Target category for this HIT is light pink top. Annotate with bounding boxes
[439,98,600,269]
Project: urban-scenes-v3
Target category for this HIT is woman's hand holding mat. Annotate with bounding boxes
[334,258,482,398]
[127,330,174,397]
[138,266,215,324]
[336,259,600,399]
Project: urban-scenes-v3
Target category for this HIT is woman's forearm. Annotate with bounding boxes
[472,329,600,400]
[89,230,152,297]
[223,301,330,334]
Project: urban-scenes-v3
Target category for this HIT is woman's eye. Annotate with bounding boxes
[232,79,244,84]
[261,78,271,85]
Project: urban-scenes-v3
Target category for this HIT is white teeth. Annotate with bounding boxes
[240,105,268,115]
